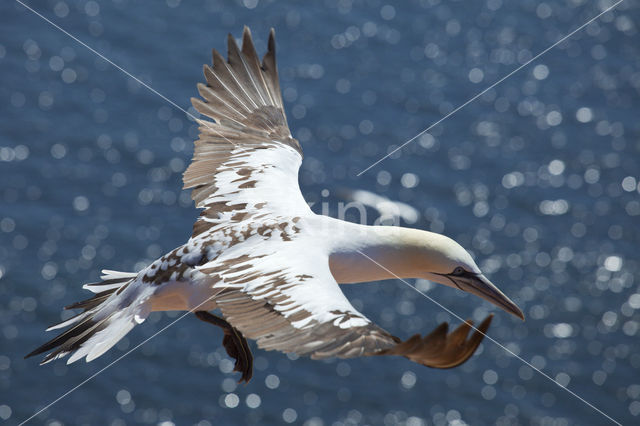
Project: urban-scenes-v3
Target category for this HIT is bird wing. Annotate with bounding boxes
[198,239,490,366]
[199,240,396,359]
[373,314,493,368]
[185,27,309,237]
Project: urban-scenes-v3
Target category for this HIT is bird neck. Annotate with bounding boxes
[325,220,433,284]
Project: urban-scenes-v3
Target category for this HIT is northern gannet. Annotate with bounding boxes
[27,27,523,383]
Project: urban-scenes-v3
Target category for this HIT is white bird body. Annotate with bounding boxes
[28,28,522,379]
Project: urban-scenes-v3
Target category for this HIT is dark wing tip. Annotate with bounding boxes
[242,25,252,40]
[377,314,494,369]
[211,48,225,67]
[241,26,260,63]
[241,27,253,49]
[268,28,276,55]
[226,33,239,61]
[471,313,493,344]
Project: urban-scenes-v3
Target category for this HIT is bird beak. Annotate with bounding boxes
[452,274,525,320]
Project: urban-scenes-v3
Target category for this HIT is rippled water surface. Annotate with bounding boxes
[1,0,639,424]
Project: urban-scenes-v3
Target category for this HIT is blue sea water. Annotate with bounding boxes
[1,0,639,424]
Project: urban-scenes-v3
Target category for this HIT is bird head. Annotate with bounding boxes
[412,231,524,320]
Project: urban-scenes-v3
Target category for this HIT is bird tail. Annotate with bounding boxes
[25,270,152,364]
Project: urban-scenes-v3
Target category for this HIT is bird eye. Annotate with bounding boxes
[452,267,465,276]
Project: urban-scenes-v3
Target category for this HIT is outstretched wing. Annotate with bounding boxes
[199,240,490,366]
[200,242,396,358]
[185,27,309,236]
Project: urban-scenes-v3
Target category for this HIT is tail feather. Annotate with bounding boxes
[26,270,151,365]
[43,288,119,332]
[85,311,144,362]
[67,311,139,363]
[46,311,87,332]
[27,315,105,364]
[45,273,131,332]
[64,288,118,311]
[82,270,137,293]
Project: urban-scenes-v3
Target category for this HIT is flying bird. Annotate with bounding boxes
[27,27,524,383]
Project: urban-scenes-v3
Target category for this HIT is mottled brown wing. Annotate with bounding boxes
[200,240,491,366]
[185,27,309,233]
[199,245,400,359]
[374,314,493,368]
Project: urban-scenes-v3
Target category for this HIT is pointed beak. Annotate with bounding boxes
[453,274,525,320]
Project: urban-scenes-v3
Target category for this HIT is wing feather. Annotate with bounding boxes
[241,28,277,107]
[226,33,267,108]
[185,27,304,235]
